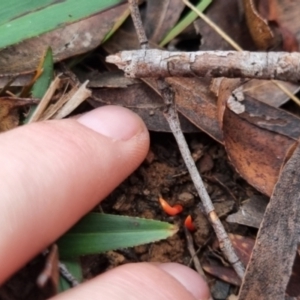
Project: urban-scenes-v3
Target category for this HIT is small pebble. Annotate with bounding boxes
[178,192,195,207]
[211,280,231,300]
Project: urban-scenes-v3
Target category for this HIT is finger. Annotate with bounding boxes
[0,106,149,283]
[51,263,210,300]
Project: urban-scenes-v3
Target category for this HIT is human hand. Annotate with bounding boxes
[0,105,210,299]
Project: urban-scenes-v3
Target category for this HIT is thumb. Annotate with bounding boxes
[0,105,149,283]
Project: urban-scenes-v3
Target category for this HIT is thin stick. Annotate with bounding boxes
[127,0,245,279]
[184,227,206,278]
[182,0,300,106]
[128,0,148,49]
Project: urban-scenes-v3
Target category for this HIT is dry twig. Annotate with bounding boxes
[184,227,206,278]
[125,0,245,279]
[107,50,300,83]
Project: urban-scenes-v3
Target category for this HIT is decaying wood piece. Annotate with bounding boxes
[238,143,300,300]
[127,0,245,280]
[106,50,300,83]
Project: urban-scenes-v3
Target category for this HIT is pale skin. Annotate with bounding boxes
[0,105,210,300]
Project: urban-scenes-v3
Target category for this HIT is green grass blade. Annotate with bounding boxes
[58,213,178,258]
[23,47,54,124]
[0,0,125,49]
[159,0,212,47]
[31,48,54,99]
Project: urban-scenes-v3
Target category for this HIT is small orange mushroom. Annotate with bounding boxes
[158,197,183,216]
[184,215,196,232]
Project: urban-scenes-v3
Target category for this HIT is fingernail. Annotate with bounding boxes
[157,263,211,300]
[77,106,144,141]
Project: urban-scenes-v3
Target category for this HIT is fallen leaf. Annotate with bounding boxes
[239,143,300,299]
[226,195,268,228]
[243,0,277,50]
[90,80,199,133]
[218,78,300,196]
[194,0,255,51]
[242,79,299,107]
[258,0,299,51]
[144,0,185,43]
[0,97,38,132]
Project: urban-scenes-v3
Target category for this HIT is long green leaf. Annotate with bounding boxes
[31,47,54,99]
[0,0,125,49]
[23,47,54,124]
[58,213,178,258]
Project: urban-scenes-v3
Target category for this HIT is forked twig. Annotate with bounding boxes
[125,0,245,279]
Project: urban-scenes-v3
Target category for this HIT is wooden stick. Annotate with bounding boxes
[184,227,206,278]
[107,50,300,83]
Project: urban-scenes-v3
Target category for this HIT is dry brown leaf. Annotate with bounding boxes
[218,78,300,196]
[239,144,300,299]
[226,195,268,228]
[258,0,299,51]
[0,4,128,74]
[90,80,199,133]
[243,0,277,50]
[194,0,254,51]
[0,97,38,132]
[242,79,300,107]
[144,0,185,43]
[203,263,241,286]
[168,77,223,142]
[274,0,300,44]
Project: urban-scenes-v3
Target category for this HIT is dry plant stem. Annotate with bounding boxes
[184,227,206,278]
[182,0,300,106]
[127,0,245,280]
[27,75,61,123]
[128,0,148,49]
[40,84,78,121]
[107,50,300,83]
[51,80,91,120]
